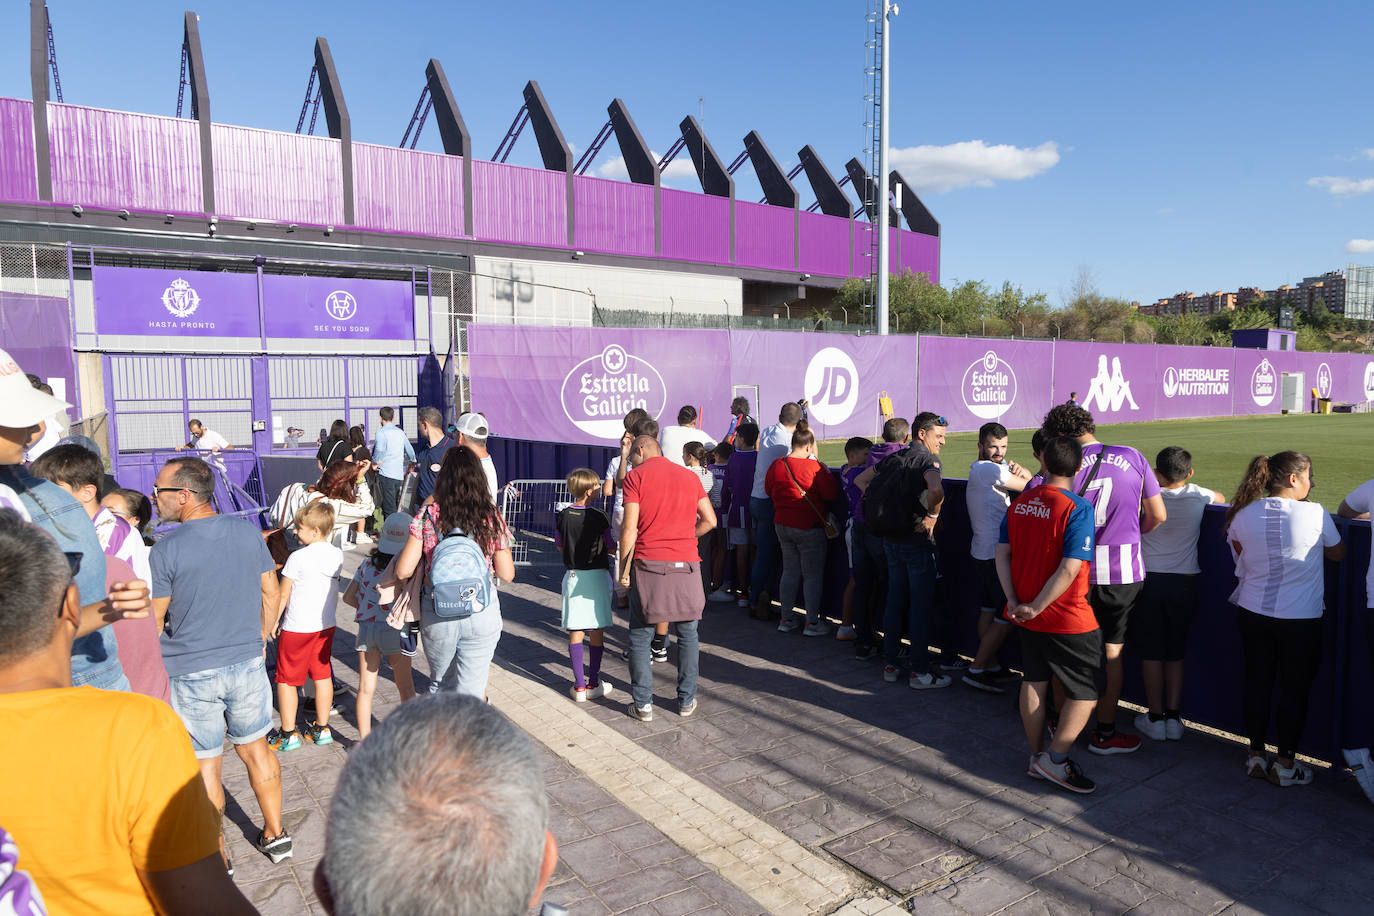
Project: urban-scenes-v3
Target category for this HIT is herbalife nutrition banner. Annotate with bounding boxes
[1152,345,1235,421]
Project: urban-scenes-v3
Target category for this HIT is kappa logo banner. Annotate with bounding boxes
[1084,354,1140,413]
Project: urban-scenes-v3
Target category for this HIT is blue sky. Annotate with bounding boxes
[2,0,1370,304]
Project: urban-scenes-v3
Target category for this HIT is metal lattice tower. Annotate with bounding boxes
[861,0,883,328]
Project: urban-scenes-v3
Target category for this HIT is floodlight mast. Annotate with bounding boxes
[875,0,895,335]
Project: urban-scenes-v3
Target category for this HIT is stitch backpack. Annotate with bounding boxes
[429,527,495,619]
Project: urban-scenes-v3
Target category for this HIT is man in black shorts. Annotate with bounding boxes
[996,436,1102,794]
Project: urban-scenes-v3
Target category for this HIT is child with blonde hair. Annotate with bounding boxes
[268,501,343,751]
[556,468,616,701]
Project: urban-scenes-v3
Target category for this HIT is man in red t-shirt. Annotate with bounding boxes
[996,436,1101,794]
[618,437,716,722]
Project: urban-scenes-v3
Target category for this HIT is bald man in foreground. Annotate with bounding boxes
[618,436,716,721]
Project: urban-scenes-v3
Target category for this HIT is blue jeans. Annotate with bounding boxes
[376,474,403,520]
[627,588,700,710]
[749,497,779,603]
[882,542,937,673]
[421,597,504,698]
[850,520,887,648]
[169,655,274,759]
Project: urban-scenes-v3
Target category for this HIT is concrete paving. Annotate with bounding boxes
[219,548,1374,915]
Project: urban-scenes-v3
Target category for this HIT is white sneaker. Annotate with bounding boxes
[1342,747,1374,804]
[909,672,952,690]
[1134,713,1168,742]
[802,622,832,637]
[569,686,588,703]
[707,588,734,603]
[1165,717,1184,741]
[587,681,614,700]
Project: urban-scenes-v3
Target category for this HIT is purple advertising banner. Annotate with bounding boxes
[917,337,1055,434]
[1052,341,1158,424]
[1151,345,1237,421]
[262,275,414,340]
[93,266,259,338]
[468,325,732,445]
[728,331,920,441]
[1230,349,1285,416]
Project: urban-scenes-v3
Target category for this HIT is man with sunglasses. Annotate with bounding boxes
[0,348,148,692]
[149,457,291,867]
[0,510,258,914]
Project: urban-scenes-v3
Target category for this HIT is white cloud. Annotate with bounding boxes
[887,140,1060,193]
[1363,149,1374,160]
[1346,239,1374,254]
[598,152,699,188]
[1308,176,1374,197]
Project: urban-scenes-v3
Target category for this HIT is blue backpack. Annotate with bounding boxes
[429,528,495,619]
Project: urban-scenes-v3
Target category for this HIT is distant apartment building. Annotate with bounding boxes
[1145,269,1359,317]
[1139,290,1236,316]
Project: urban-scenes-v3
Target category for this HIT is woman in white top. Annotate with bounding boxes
[1224,450,1344,787]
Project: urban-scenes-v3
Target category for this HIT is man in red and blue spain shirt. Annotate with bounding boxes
[996,436,1101,794]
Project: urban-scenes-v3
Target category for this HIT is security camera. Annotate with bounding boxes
[71,204,83,215]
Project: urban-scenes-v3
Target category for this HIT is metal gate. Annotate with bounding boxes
[108,355,254,451]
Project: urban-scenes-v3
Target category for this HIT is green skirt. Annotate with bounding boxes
[561,569,614,631]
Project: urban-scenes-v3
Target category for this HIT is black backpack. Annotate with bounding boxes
[863,452,926,538]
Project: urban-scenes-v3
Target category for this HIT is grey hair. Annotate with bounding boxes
[323,694,549,916]
[164,457,215,505]
[0,509,69,663]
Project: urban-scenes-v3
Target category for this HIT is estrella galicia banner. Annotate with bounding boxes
[263,275,414,340]
[918,336,1054,433]
[93,266,260,337]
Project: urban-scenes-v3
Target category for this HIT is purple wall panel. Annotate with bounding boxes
[472,160,567,247]
[48,103,202,213]
[1053,341,1159,423]
[733,200,795,271]
[1150,345,1237,421]
[899,230,940,283]
[1230,349,1286,416]
[798,211,851,277]
[0,98,37,203]
[212,124,343,225]
[660,188,729,263]
[920,337,1055,433]
[572,175,653,256]
[851,221,878,278]
[352,142,464,237]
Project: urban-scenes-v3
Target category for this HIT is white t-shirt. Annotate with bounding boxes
[93,506,152,582]
[659,426,716,468]
[752,422,799,500]
[480,454,499,506]
[1342,477,1374,608]
[194,428,230,451]
[1227,497,1339,620]
[24,421,61,462]
[967,460,1014,561]
[606,455,624,518]
[1142,483,1217,575]
[0,484,31,519]
[281,541,344,633]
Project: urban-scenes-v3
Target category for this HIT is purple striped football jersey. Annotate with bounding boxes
[1073,442,1160,585]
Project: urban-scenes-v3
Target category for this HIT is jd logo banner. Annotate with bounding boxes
[961,350,1018,420]
[560,344,667,439]
[803,347,859,425]
[1085,355,1139,413]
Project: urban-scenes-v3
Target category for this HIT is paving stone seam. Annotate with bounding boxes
[486,661,882,914]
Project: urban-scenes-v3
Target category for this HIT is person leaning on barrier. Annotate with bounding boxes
[315,694,558,916]
[1338,478,1374,805]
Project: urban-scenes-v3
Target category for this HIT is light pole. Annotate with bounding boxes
[875,0,895,336]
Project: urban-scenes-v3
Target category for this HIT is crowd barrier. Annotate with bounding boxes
[490,435,1374,762]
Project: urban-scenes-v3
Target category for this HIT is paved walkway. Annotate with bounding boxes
[220,548,1373,915]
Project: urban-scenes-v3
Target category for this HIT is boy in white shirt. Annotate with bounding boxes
[268,501,344,751]
[1133,446,1224,741]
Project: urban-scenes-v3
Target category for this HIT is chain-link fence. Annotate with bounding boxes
[591,306,863,334]
[0,243,69,297]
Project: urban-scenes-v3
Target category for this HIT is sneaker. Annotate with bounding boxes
[802,622,832,638]
[1165,717,1185,741]
[1134,713,1168,742]
[570,686,588,703]
[305,721,334,746]
[1342,747,1374,804]
[939,657,971,674]
[651,644,669,663]
[855,644,879,660]
[835,625,857,642]
[897,645,911,659]
[1245,754,1270,780]
[587,681,614,700]
[909,672,952,690]
[988,666,1021,682]
[267,728,302,752]
[1027,754,1045,780]
[1089,730,1142,756]
[777,617,801,634]
[962,670,1007,695]
[882,665,900,683]
[1267,761,1315,787]
[736,597,750,608]
[708,587,734,603]
[1031,753,1096,794]
[679,699,698,717]
[254,829,294,864]
[627,703,653,722]
[225,854,234,877]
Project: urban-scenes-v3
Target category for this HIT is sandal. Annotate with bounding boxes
[1245,754,1269,780]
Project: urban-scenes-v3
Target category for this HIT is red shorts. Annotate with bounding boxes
[275,628,335,686]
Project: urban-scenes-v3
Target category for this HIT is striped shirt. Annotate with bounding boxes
[1072,443,1160,586]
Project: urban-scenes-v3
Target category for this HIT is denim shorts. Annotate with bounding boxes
[169,655,274,759]
[355,619,416,658]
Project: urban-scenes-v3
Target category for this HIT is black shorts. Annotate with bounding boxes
[1089,581,1144,645]
[972,558,1007,617]
[1020,628,1103,701]
[1128,573,1198,662]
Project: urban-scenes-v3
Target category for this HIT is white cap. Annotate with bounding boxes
[455,412,489,441]
[0,349,71,428]
[377,512,413,554]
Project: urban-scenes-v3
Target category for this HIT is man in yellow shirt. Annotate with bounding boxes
[0,508,259,915]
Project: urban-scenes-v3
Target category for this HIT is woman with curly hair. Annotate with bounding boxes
[395,446,515,697]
